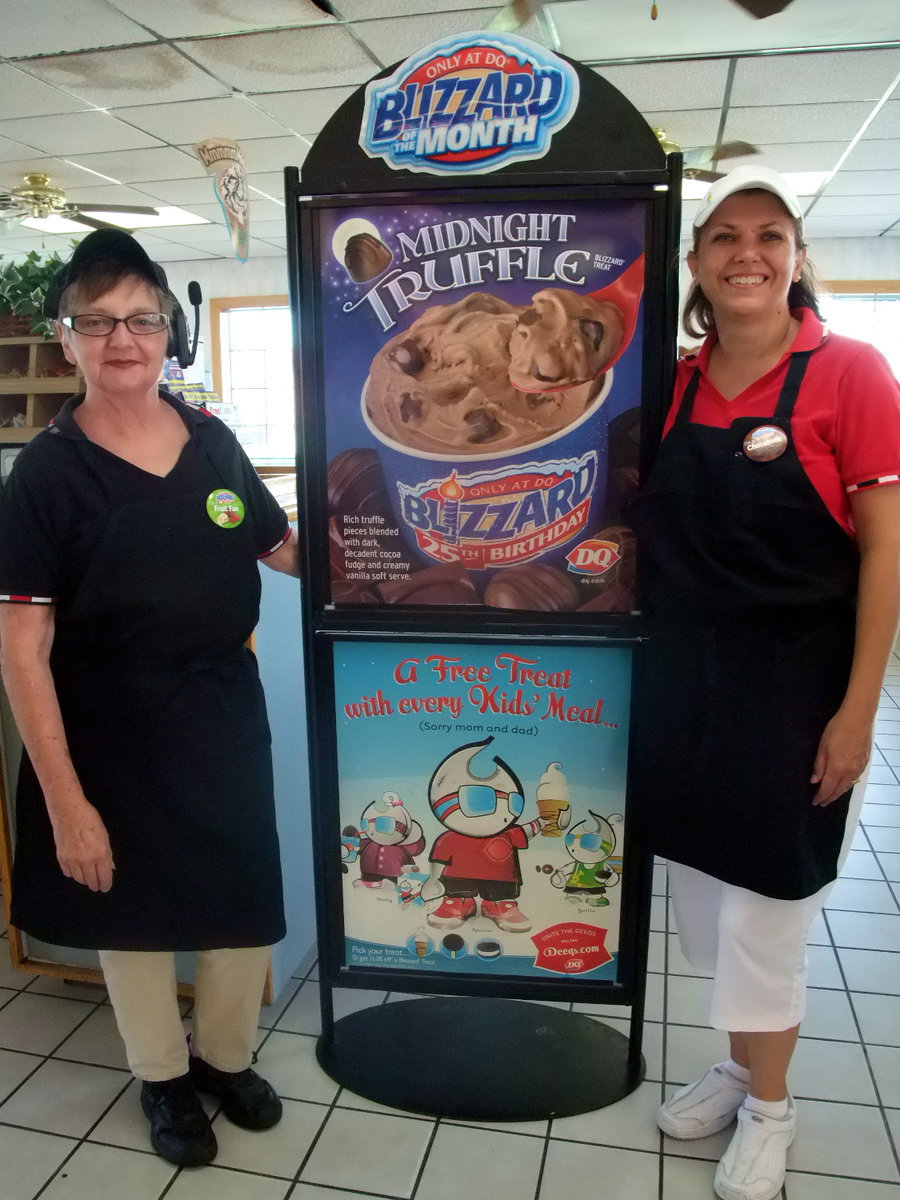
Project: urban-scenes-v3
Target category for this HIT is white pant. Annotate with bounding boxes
[100,946,272,1081]
[667,861,832,1030]
[667,765,868,1031]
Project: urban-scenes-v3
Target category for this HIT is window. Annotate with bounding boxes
[821,283,899,379]
[210,296,294,465]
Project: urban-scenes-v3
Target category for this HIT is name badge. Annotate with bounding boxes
[742,425,788,462]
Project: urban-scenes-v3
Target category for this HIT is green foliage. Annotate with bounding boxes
[0,248,70,338]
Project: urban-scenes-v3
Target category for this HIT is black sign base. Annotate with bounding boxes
[316,995,645,1121]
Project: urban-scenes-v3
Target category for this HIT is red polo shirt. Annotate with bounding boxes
[663,308,900,535]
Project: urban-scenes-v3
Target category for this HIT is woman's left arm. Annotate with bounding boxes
[811,484,900,805]
[261,527,300,577]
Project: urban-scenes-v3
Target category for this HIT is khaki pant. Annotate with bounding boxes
[100,945,272,1081]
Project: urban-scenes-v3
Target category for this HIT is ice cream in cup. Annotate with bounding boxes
[360,262,645,581]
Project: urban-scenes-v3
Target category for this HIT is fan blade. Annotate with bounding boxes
[684,167,724,182]
[70,203,160,216]
[488,0,541,31]
[66,213,131,232]
[730,0,795,16]
[684,141,759,167]
[713,140,759,161]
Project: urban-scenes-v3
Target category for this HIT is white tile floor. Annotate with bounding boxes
[3,655,900,1199]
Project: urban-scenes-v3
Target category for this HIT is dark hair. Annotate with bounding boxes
[57,263,173,321]
[682,193,823,339]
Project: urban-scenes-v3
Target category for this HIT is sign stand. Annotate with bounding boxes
[287,30,681,1121]
[318,993,644,1121]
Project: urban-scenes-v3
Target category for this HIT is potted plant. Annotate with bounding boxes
[0,248,69,338]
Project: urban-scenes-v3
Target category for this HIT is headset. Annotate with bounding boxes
[42,233,203,369]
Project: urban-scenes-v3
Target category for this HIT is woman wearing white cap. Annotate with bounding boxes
[635,166,900,1199]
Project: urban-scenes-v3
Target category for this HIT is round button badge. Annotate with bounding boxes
[742,425,788,462]
[205,489,245,528]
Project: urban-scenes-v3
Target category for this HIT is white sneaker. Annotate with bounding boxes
[714,1096,796,1200]
[657,1062,749,1139]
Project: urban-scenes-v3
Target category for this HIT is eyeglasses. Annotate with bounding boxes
[60,313,169,336]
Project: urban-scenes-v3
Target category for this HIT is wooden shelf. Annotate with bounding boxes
[0,334,82,440]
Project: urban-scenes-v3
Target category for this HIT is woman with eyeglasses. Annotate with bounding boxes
[0,230,299,1168]
[634,167,900,1200]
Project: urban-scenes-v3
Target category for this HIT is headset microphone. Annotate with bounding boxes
[182,280,203,369]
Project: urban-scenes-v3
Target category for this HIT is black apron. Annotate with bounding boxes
[11,430,285,950]
[633,351,860,900]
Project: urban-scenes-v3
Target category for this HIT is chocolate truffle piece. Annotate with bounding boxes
[577,581,634,612]
[377,563,480,606]
[596,524,637,589]
[484,563,581,612]
[345,232,392,282]
[327,449,394,521]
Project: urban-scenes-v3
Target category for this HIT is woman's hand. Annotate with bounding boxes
[51,802,115,892]
[810,710,871,807]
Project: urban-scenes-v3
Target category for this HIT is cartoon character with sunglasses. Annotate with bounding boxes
[550,810,623,907]
[353,791,425,889]
[421,737,545,933]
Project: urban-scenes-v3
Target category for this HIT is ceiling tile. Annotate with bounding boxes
[0,66,93,119]
[175,27,377,92]
[23,45,231,108]
[64,146,201,183]
[113,0,333,39]
[351,10,509,65]
[0,158,113,190]
[339,0,503,16]
[725,102,877,145]
[642,109,721,148]
[862,100,900,140]
[62,183,169,207]
[111,96,287,144]
[1,0,155,56]
[247,173,292,200]
[129,177,226,206]
[0,112,164,156]
[0,135,42,166]
[248,86,357,136]
[824,169,900,196]
[550,0,900,61]
[842,137,900,171]
[596,61,730,113]
[178,136,309,174]
[731,48,900,107]
[141,243,218,261]
[243,239,288,257]
[725,142,847,174]
[804,214,897,236]
[811,194,900,217]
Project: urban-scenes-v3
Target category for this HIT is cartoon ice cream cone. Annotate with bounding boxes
[536,761,570,837]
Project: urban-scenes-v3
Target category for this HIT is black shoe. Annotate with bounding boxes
[188,1053,282,1130]
[140,1076,218,1167]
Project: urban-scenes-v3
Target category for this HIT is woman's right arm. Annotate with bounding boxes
[0,603,114,892]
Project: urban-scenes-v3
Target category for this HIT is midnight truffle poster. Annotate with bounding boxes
[319,197,645,612]
[335,639,631,981]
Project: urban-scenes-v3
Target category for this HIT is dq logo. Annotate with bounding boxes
[565,538,621,576]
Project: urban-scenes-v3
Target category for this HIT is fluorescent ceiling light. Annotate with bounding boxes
[22,206,209,234]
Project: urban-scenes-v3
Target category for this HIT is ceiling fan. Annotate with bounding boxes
[0,173,160,233]
[487,0,798,28]
[655,130,760,180]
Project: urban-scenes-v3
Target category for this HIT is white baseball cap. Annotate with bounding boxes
[693,165,804,237]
